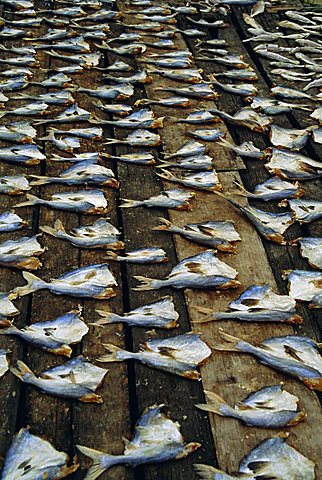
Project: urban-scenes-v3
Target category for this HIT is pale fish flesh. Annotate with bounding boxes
[0,175,30,195]
[235,177,304,201]
[133,250,239,291]
[11,356,108,403]
[12,264,117,299]
[283,269,322,308]
[293,237,322,269]
[105,247,167,264]
[0,212,26,232]
[77,405,200,480]
[0,235,45,270]
[98,333,211,380]
[121,189,195,210]
[40,218,124,250]
[0,293,19,326]
[196,385,305,427]
[95,296,179,329]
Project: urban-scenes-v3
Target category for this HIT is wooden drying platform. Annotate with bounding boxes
[0,0,321,479]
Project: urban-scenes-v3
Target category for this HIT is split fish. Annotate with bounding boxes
[0,235,45,270]
[121,189,195,210]
[105,247,167,264]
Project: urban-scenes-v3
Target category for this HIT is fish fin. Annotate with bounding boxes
[14,194,40,208]
[96,343,123,363]
[12,271,42,297]
[40,219,65,237]
[152,217,172,231]
[120,198,141,208]
[29,177,48,186]
[231,181,248,197]
[210,331,242,352]
[104,251,118,261]
[155,169,175,181]
[192,306,215,324]
[194,464,229,480]
[11,360,35,381]
[76,445,109,480]
[93,310,121,325]
[132,276,156,291]
[196,390,228,416]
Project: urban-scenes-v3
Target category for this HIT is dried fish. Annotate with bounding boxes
[135,96,191,108]
[271,85,314,100]
[0,293,19,325]
[209,76,258,96]
[50,152,100,163]
[77,405,199,478]
[283,269,322,308]
[0,175,30,195]
[102,70,152,84]
[26,27,78,42]
[96,42,146,55]
[197,385,305,427]
[197,54,250,69]
[157,154,213,171]
[177,111,218,124]
[0,101,49,118]
[95,296,179,329]
[195,438,315,480]
[105,247,167,264]
[247,95,310,115]
[1,68,33,78]
[0,212,26,233]
[12,356,108,403]
[234,177,304,202]
[153,218,240,252]
[0,121,36,143]
[210,107,271,132]
[43,126,102,140]
[265,148,322,180]
[35,104,91,126]
[0,145,45,165]
[91,109,164,129]
[99,59,133,72]
[292,237,322,270]
[148,68,203,83]
[269,125,311,150]
[31,72,73,88]
[13,263,117,299]
[103,129,162,147]
[157,169,222,192]
[217,138,264,159]
[0,235,45,270]
[98,333,210,379]
[156,83,217,99]
[0,76,28,91]
[212,331,322,390]
[94,100,132,116]
[133,250,239,291]
[189,128,225,142]
[34,36,91,53]
[103,152,155,165]
[0,428,78,480]
[12,90,75,105]
[40,218,123,250]
[0,56,38,67]
[215,68,258,81]
[45,51,102,68]
[196,283,302,324]
[163,140,206,159]
[288,199,322,224]
[39,132,81,152]
[74,9,122,22]
[77,84,134,100]
[0,308,88,356]
[121,189,195,210]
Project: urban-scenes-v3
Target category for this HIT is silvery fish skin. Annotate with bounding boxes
[213,331,322,390]
[0,0,33,8]
[148,68,203,83]
[156,169,222,192]
[197,385,305,428]
[153,218,240,253]
[0,308,88,356]
[0,102,49,118]
[15,189,108,214]
[271,85,314,100]
[44,126,102,140]
[0,92,9,103]
[288,199,322,223]
[34,36,91,53]
[196,283,302,324]
[94,100,132,116]
[27,28,78,41]
[0,145,45,165]
[0,27,29,38]
[45,51,102,68]
[31,73,73,88]
[104,129,162,147]
[77,404,200,480]
[39,132,81,152]
[215,68,258,81]
[0,235,45,270]
[269,125,311,151]
[0,175,30,195]
[0,212,26,232]
[102,70,152,84]
[210,76,258,96]
[256,49,299,64]
[218,138,264,159]
[136,96,191,108]
[197,54,250,69]
[222,195,293,244]
[310,106,322,123]
[293,237,322,269]
[34,104,91,125]
[0,293,19,325]
[40,6,87,16]
[156,83,217,99]
[51,152,100,163]
[209,107,271,132]
[121,189,195,210]
[157,154,213,171]
[0,76,29,91]
[283,270,322,308]
[91,109,164,129]
[0,121,36,143]
[0,56,38,67]
[30,160,118,188]
[77,84,134,100]
[12,264,117,299]
[189,129,225,142]
[247,96,310,115]
[40,218,124,250]
[312,125,322,146]
[98,333,211,380]
[135,13,177,23]
[177,111,218,124]
[100,59,133,72]
[105,247,168,264]
[0,349,9,377]
[304,77,322,91]
[235,177,304,202]
[12,356,108,403]
[104,152,155,165]
[0,428,78,480]
[133,250,239,291]
[195,438,315,480]
[12,90,75,105]
[74,9,122,22]
[95,296,179,329]
[187,17,227,28]
[96,42,146,55]
[265,148,322,180]
[163,140,206,159]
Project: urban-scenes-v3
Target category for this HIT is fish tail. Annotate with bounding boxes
[104,251,118,261]
[132,275,161,291]
[29,176,48,186]
[14,194,40,208]
[210,331,243,352]
[40,219,65,237]
[11,360,35,381]
[94,310,122,325]
[231,180,248,197]
[155,169,175,182]
[194,464,232,480]
[152,217,172,232]
[76,446,112,480]
[96,343,123,363]
[192,307,214,324]
[120,198,142,208]
[196,390,230,416]
[0,321,17,334]
[12,271,42,297]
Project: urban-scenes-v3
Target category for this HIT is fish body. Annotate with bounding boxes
[197,385,304,427]
[45,51,102,68]
[15,189,108,214]
[271,85,313,100]
[44,126,102,140]
[27,28,78,42]
[288,199,322,223]
[94,100,132,116]
[0,175,30,195]
[0,235,45,270]
[13,263,117,299]
[0,212,26,232]
[148,68,202,83]
[269,125,311,151]
[12,356,107,403]
[178,111,217,124]
[102,70,152,84]
[265,148,322,180]
[91,108,163,129]
[0,55,38,67]
[210,107,271,132]
[121,189,195,210]
[156,83,217,99]
[39,132,81,152]
[0,122,36,143]
[0,101,49,117]
[1,309,88,356]
[158,154,213,170]
[194,437,315,480]
[0,293,19,325]
[215,69,258,81]
[236,177,304,201]
[95,296,179,329]
[218,138,264,159]
[0,76,29,91]
[136,96,191,108]
[163,140,206,159]
[35,36,90,53]
[12,90,75,105]
[295,237,322,269]
[104,129,161,147]
[98,333,211,380]
[0,145,45,165]
[0,428,78,480]
[189,129,225,141]
[104,152,155,165]
[153,218,240,252]
[77,84,134,100]
[133,250,239,291]
[77,405,200,479]
[0,349,9,377]
[31,73,73,88]
[283,269,322,308]
[97,42,146,55]
[41,218,123,250]
[0,68,33,78]
[105,247,167,264]
[34,104,91,125]
[156,169,222,192]
[210,77,258,96]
